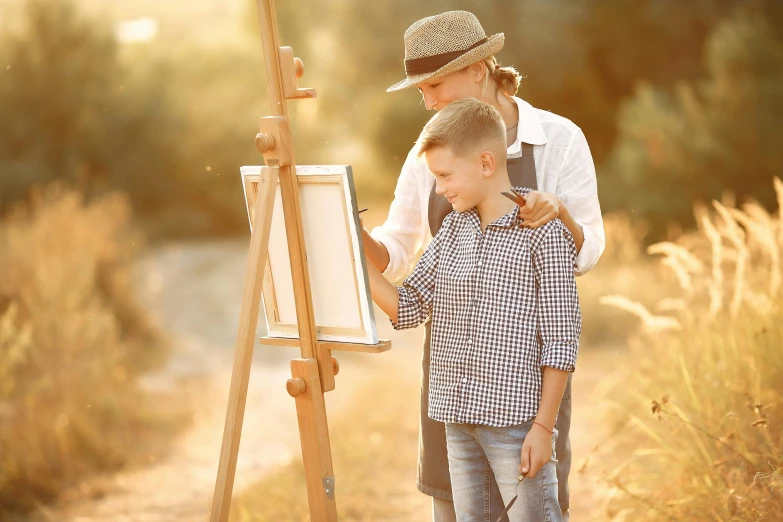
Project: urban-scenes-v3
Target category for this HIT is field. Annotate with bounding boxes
[1,0,781,520]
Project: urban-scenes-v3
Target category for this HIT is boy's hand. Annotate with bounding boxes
[519,423,553,478]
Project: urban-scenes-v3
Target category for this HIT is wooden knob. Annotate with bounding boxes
[286,377,307,397]
[331,356,339,376]
[294,57,304,79]
[255,133,275,154]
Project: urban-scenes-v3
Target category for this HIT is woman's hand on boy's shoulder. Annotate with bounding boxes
[517,191,562,229]
[519,423,554,478]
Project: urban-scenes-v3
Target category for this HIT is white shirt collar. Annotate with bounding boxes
[509,96,547,148]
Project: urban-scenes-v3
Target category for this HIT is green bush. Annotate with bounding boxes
[0,0,249,237]
[603,11,783,237]
[0,186,178,513]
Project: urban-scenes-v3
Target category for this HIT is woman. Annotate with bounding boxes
[361,11,604,522]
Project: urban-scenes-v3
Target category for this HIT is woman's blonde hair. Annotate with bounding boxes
[481,55,521,98]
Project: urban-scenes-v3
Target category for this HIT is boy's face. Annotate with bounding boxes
[425,146,490,212]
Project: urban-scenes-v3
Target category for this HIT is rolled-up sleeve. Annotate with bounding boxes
[534,223,581,372]
[392,216,445,330]
[557,128,605,276]
[370,149,427,282]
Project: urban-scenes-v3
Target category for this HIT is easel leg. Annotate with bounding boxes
[210,167,279,522]
[290,358,338,521]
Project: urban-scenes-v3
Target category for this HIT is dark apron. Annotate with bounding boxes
[417,143,574,514]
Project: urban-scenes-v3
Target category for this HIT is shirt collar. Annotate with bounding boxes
[463,209,483,235]
[494,186,532,228]
[462,208,518,232]
[510,97,547,147]
[462,186,532,231]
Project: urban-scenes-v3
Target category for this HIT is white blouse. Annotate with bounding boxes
[370,96,605,281]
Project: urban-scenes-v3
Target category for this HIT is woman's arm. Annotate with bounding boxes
[518,192,585,253]
[366,148,429,281]
[517,128,605,275]
[556,203,585,253]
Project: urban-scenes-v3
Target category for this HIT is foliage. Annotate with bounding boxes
[0,186,181,513]
[604,10,783,237]
[596,178,783,520]
[239,0,783,236]
[0,0,247,237]
[4,0,783,237]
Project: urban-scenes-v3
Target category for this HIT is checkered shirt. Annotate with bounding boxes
[393,187,581,427]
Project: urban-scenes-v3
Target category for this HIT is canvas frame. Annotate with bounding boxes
[239,165,378,345]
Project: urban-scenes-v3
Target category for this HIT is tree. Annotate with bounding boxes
[603,9,783,235]
[0,1,172,210]
[0,0,249,235]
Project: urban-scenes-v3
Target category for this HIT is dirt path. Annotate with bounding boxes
[564,348,619,521]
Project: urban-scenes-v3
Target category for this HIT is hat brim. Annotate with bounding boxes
[386,33,505,93]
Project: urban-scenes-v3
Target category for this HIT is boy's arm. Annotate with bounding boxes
[367,215,446,329]
[521,222,581,478]
[520,366,569,478]
[535,222,581,375]
[366,262,400,323]
[535,367,569,433]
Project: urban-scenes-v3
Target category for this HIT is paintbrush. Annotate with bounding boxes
[500,188,527,207]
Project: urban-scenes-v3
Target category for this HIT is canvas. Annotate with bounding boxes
[240,165,378,345]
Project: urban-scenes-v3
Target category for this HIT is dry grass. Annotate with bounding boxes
[577,212,680,345]
[0,186,185,515]
[594,178,783,520]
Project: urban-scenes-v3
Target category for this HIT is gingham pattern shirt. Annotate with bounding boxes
[393,188,581,427]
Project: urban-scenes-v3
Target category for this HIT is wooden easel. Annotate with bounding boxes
[209,1,390,521]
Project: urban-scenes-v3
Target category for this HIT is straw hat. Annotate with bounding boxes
[387,11,504,93]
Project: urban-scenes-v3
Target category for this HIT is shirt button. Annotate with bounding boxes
[461,377,467,384]
[477,260,483,267]
[466,339,472,345]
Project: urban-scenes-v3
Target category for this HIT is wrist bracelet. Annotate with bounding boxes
[533,421,553,435]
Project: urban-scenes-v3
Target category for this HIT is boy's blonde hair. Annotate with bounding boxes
[417,98,506,159]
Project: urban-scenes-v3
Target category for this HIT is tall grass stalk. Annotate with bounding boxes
[599,178,783,521]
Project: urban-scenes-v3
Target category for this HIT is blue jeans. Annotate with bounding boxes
[445,421,562,522]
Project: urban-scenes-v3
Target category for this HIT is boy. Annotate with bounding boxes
[366,98,580,522]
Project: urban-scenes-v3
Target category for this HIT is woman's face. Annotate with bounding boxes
[416,64,484,111]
